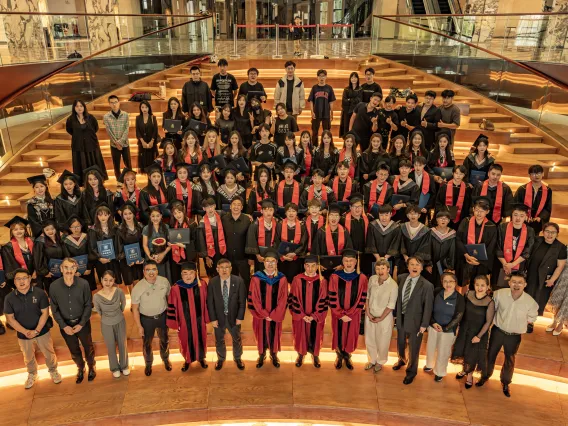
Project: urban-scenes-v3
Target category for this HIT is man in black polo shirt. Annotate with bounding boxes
[4,268,61,389]
[221,196,253,287]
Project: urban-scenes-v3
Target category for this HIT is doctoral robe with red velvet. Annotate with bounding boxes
[167,279,209,363]
[328,271,368,354]
[289,274,328,356]
[248,271,288,354]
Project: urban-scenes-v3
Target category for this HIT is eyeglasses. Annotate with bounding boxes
[70,225,82,229]
[61,266,77,271]
[145,268,158,272]
[14,277,29,282]
[264,259,277,264]
[544,230,558,235]
[530,172,543,176]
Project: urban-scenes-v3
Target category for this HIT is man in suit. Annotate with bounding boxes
[393,256,434,385]
[207,258,247,371]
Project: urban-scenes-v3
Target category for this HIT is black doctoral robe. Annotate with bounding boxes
[428,227,456,287]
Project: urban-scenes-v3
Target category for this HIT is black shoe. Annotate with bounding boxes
[295,354,304,367]
[256,354,265,368]
[235,359,245,370]
[0,323,6,335]
[271,354,280,368]
[527,323,534,334]
[456,371,466,380]
[475,377,487,387]
[502,383,511,397]
[199,359,208,369]
[87,366,96,381]
[334,356,343,369]
[181,362,190,372]
[434,375,443,382]
[403,376,414,385]
[76,368,85,384]
[164,360,172,371]
[145,365,152,376]
[313,355,321,368]
[392,361,406,371]
[215,360,224,371]
[344,356,354,370]
[465,380,473,389]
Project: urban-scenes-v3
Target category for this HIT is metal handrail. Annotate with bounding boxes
[374,12,568,17]
[0,11,209,18]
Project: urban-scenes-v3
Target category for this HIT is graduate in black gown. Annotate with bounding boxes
[331,161,360,204]
[88,204,122,285]
[216,166,247,210]
[167,162,202,221]
[1,217,35,287]
[248,165,276,216]
[427,211,456,288]
[114,168,143,222]
[399,204,431,274]
[304,199,325,255]
[140,163,169,225]
[462,134,495,186]
[274,162,301,213]
[115,202,144,287]
[275,132,305,179]
[33,220,67,293]
[312,130,339,183]
[195,163,219,200]
[54,170,83,231]
[410,156,437,225]
[142,205,172,282]
[299,168,337,211]
[359,133,389,185]
[514,164,553,236]
[389,159,419,223]
[169,201,198,283]
[245,198,280,271]
[456,196,498,290]
[26,174,55,238]
[366,204,401,272]
[471,163,513,225]
[363,162,393,219]
[435,165,471,230]
[63,215,96,291]
[82,166,115,227]
[340,193,373,276]
[197,197,227,277]
[223,130,252,184]
[275,203,308,283]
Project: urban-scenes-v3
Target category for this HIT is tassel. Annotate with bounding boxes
[357,251,360,275]
[318,255,324,281]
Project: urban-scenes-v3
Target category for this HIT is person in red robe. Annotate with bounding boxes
[329,249,368,370]
[248,248,288,368]
[166,262,209,372]
[289,255,328,368]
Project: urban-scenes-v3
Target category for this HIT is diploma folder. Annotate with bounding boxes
[229,156,250,173]
[164,119,182,133]
[48,259,63,278]
[470,170,486,186]
[418,193,431,209]
[187,119,208,135]
[73,254,89,275]
[390,194,410,206]
[210,155,227,170]
[97,239,116,260]
[124,243,143,266]
[247,90,265,101]
[169,228,190,244]
[319,255,342,270]
[278,241,300,256]
[433,167,453,180]
[465,243,488,261]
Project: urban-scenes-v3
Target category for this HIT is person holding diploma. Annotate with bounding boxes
[1,216,35,288]
[26,174,55,238]
[169,201,198,283]
[197,197,227,277]
[88,205,121,286]
[142,206,172,281]
[33,220,67,293]
[434,165,471,230]
[462,134,494,186]
[116,203,144,287]
[389,159,419,223]
[274,203,307,283]
[245,198,280,272]
[54,170,83,231]
[62,216,95,291]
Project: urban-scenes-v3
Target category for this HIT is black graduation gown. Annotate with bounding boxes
[428,228,456,287]
[224,150,252,183]
[332,177,361,203]
[304,216,324,254]
[82,189,115,227]
[427,148,455,173]
[299,186,337,211]
[312,147,339,181]
[389,177,420,223]
[197,218,224,277]
[493,223,535,289]
[232,107,253,148]
[341,214,373,276]
[434,182,472,230]
[113,189,142,222]
[359,151,390,184]
[88,225,122,284]
[245,219,279,271]
[456,217,498,289]
[26,197,55,238]
[366,220,401,260]
[462,154,495,186]
[340,86,363,137]
[166,181,202,218]
[169,221,199,283]
[274,181,301,211]
[247,186,276,215]
[33,236,68,293]
[216,185,247,210]
[471,182,514,225]
[1,242,34,287]
[275,146,305,178]
[275,221,308,282]
[363,180,394,219]
[388,153,407,176]
[63,233,96,291]
[139,186,168,225]
[410,171,437,223]
[399,223,431,273]
[54,194,83,231]
[115,224,144,286]
[312,226,353,256]
[514,183,553,235]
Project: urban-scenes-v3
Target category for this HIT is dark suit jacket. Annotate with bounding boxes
[207,274,247,328]
[396,273,434,333]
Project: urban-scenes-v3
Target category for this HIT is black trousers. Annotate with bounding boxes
[397,323,424,379]
[60,320,96,369]
[140,312,170,366]
[231,259,251,291]
[214,316,243,361]
[111,146,132,179]
[311,117,331,147]
[484,325,521,385]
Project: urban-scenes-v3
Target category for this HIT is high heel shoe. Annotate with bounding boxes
[455,371,466,380]
[465,380,473,389]
[546,323,557,332]
[553,326,563,336]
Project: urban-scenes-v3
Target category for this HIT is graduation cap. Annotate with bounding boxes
[175,162,199,179]
[327,203,342,215]
[27,174,47,186]
[57,169,80,184]
[169,199,185,210]
[159,138,176,150]
[260,198,277,209]
[145,162,163,176]
[311,168,325,178]
[180,261,197,271]
[263,248,280,260]
[347,193,364,206]
[304,254,318,264]
[199,162,212,173]
[201,197,217,208]
[83,165,104,178]
[475,133,489,144]
[511,203,530,214]
[121,200,138,211]
[187,119,208,135]
[147,203,171,218]
[342,248,358,259]
[472,195,491,210]
[117,168,136,184]
[230,156,250,173]
[4,215,29,228]
[282,159,298,171]
[223,164,240,177]
[65,214,83,228]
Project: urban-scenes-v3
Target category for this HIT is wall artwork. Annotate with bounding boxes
[0,0,46,61]
[85,0,120,50]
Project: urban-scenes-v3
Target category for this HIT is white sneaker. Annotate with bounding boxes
[50,370,62,384]
[374,364,383,373]
[122,368,130,376]
[25,373,37,389]
[112,370,121,378]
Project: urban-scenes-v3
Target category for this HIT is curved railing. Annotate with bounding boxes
[0,13,214,165]
[371,14,568,148]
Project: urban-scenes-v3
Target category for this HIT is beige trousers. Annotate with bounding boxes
[365,313,394,365]
[18,332,58,374]
[425,326,456,377]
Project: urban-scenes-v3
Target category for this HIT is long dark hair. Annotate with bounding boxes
[146,207,168,239]
[119,204,142,238]
[408,130,428,157]
[93,205,114,237]
[170,202,192,228]
[316,130,334,158]
[299,130,313,154]
[364,133,385,155]
[139,100,153,116]
[165,97,183,120]
[198,163,218,193]
[159,140,182,166]
[144,169,167,198]
[433,132,454,162]
[71,99,89,120]
[84,169,107,199]
[388,134,408,156]
[347,72,360,90]
[31,180,54,203]
[190,102,208,124]
[224,130,247,157]
[59,175,81,200]
[42,219,62,247]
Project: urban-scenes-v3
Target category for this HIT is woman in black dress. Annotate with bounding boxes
[216,167,246,210]
[452,275,495,388]
[312,130,339,184]
[340,72,362,137]
[82,166,115,227]
[116,203,144,287]
[188,102,211,145]
[215,103,235,145]
[247,165,275,216]
[136,100,159,173]
[140,163,169,225]
[63,215,96,291]
[232,94,254,149]
[33,220,67,293]
[388,134,409,176]
[26,174,55,238]
[169,201,198,282]
[66,99,108,184]
[223,131,250,184]
[360,133,389,185]
[142,206,171,281]
[54,170,83,231]
[249,97,272,141]
[407,130,430,165]
[162,96,186,150]
[88,205,122,285]
[1,216,35,286]
[462,134,495,186]
[156,140,181,186]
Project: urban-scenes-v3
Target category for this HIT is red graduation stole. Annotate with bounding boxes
[148,187,166,206]
[204,213,227,257]
[255,187,269,212]
[184,148,203,165]
[325,224,345,256]
[345,213,368,236]
[304,150,312,176]
[467,217,487,245]
[368,179,388,211]
[121,187,140,205]
[308,184,328,202]
[278,180,300,206]
[332,177,352,202]
[206,146,214,158]
[307,216,324,251]
[445,181,466,222]
[339,149,356,179]
[11,237,34,268]
[504,222,527,270]
[175,179,193,218]
[393,176,401,194]
[171,221,188,263]
[524,183,548,219]
[480,180,503,223]
[258,217,276,247]
[282,219,302,244]
[419,172,430,195]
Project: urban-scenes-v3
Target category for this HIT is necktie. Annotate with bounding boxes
[402,278,414,314]
[223,280,229,315]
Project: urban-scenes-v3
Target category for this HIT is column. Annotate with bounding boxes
[245,0,257,40]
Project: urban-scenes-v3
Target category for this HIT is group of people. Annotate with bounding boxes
[0,58,566,401]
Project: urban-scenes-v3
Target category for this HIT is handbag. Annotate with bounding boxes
[129,92,152,102]
[479,118,495,131]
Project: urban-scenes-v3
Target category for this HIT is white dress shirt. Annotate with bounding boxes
[368,275,398,318]
[401,276,419,301]
[493,288,539,334]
